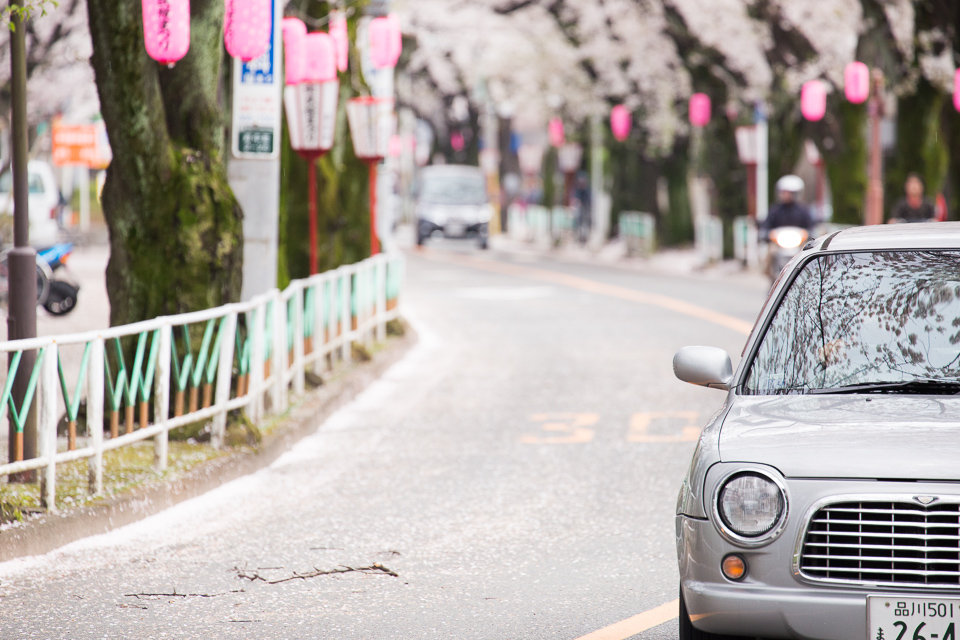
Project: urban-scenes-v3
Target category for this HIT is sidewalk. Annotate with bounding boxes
[465,229,770,291]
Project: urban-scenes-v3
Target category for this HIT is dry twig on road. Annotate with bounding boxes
[234,563,399,584]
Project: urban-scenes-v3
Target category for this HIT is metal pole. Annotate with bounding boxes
[7,1,39,480]
[589,113,603,247]
[308,158,319,275]
[369,162,380,255]
[755,102,769,223]
[866,70,885,226]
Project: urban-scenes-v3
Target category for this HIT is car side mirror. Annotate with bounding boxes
[673,346,733,390]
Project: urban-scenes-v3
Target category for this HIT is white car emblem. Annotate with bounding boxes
[914,496,939,505]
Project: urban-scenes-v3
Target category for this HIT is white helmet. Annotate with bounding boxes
[776,174,804,193]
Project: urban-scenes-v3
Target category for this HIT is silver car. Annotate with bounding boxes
[675,223,960,640]
[415,165,493,249]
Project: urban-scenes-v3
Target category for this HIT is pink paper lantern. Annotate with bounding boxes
[224,0,271,62]
[844,62,870,104]
[954,69,960,112]
[610,105,631,142]
[386,14,402,67]
[282,18,307,85]
[329,11,349,73]
[548,117,565,148]
[801,79,827,121]
[369,15,402,69]
[689,93,711,128]
[142,0,191,65]
[304,32,337,83]
[388,135,403,158]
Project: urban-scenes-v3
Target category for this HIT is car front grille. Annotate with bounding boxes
[798,500,960,588]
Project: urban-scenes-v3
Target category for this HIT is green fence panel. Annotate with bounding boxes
[0,347,46,434]
[58,342,91,423]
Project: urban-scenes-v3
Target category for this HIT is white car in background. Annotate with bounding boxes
[415,165,493,249]
[0,160,64,248]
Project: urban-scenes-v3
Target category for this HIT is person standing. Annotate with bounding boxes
[890,173,936,223]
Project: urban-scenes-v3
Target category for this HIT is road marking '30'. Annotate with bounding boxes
[520,411,701,444]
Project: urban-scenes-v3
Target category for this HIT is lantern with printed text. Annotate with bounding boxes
[283,25,340,274]
[224,0,272,62]
[348,97,396,255]
[369,15,402,69]
[548,117,565,148]
[844,62,870,104]
[142,0,191,65]
[610,105,631,142]
[689,93,711,127]
[329,11,349,72]
[801,80,827,121]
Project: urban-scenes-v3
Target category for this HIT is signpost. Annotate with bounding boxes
[229,0,283,301]
[51,120,111,231]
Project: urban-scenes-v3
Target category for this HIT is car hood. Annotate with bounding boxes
[719,395,960,480]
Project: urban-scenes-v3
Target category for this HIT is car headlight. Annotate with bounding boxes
[478,204,493,223]
[715,471,786,544]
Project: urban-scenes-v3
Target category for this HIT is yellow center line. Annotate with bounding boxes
[573,599,679,640]
[422,250,753,336]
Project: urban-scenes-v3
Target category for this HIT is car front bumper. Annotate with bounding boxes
[680,515,873,639]
[678,475,960,640]
[418,218,487,239]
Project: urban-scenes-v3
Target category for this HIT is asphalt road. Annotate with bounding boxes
[0,240,767,639]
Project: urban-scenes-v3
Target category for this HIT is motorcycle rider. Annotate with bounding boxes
[759,174,816,238]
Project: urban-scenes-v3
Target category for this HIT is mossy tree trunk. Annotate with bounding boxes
[700,116,747,256]
[821,100,867,226]
[608,129,656,237]
[661,143,693,246]
[86,0,242,326]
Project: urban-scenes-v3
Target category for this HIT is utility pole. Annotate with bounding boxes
[8,0,39,479]
[865,69,885,226]
[754,101,769,223]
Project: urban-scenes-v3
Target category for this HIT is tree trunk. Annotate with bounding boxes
[822,100,868,226]
[884,78,949,214]
[942,103,960,221]
[86,0,242,326]
[660,145,693,246]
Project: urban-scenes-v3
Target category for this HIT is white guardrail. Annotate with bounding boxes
[0,252,405,510]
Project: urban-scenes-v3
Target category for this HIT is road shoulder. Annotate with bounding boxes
[0,324,417,563]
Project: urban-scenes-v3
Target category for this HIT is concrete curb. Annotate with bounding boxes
[0,324,417,563]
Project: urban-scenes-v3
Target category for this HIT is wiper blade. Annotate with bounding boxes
[809,379,960,395]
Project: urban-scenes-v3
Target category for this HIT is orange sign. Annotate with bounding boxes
[52,122,110,169]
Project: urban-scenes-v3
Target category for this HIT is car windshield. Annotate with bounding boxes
[0,171,45,194]
[744,250,960,394]
[420,174,486,204]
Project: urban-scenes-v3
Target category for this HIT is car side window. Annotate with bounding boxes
[28,173,46,194]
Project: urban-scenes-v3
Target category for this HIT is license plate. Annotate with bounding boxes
[868,596,960,640]
[445,223,465,236]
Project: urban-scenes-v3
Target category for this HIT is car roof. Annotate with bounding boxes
[818,222,960,251]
